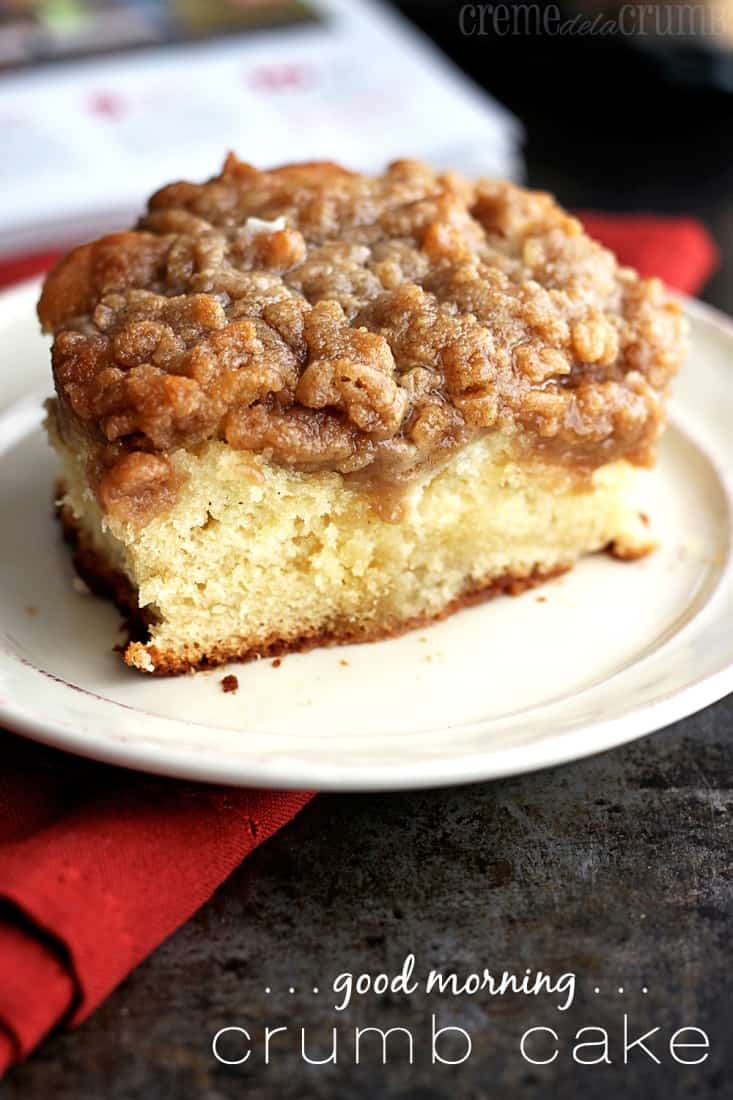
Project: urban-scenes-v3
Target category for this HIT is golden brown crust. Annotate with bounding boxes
[43,157,685,527]
[58,498,569,676]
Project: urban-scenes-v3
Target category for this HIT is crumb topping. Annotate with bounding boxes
[40,156,686,524]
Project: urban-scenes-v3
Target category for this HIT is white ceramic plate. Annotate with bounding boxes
[0,279,731,790]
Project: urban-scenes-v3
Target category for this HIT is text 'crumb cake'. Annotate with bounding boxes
[39,157,686,674]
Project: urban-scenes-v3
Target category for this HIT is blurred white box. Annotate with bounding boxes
[0,0,523,255]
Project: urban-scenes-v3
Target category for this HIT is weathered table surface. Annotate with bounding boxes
[4,6,733,1097]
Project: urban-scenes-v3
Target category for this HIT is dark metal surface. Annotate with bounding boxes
[4,4,733,1096]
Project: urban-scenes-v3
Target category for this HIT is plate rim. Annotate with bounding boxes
[1,657,733,791]
[0,283,732,790]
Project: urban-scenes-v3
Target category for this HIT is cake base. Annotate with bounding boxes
[59,500,570,676]
[51,405,654,676]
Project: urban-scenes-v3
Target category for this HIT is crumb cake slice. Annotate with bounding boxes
[40,157,686,674]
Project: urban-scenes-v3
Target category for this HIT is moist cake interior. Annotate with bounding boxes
[51,415,652,674]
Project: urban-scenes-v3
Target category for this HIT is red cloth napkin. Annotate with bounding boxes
[0,211,717,1078]
[0,734,313,1073]
[577,213,718,296]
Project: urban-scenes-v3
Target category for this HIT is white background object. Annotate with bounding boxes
[0,0,522,257]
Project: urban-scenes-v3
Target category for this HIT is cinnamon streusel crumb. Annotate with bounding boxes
[40,157,686,526]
